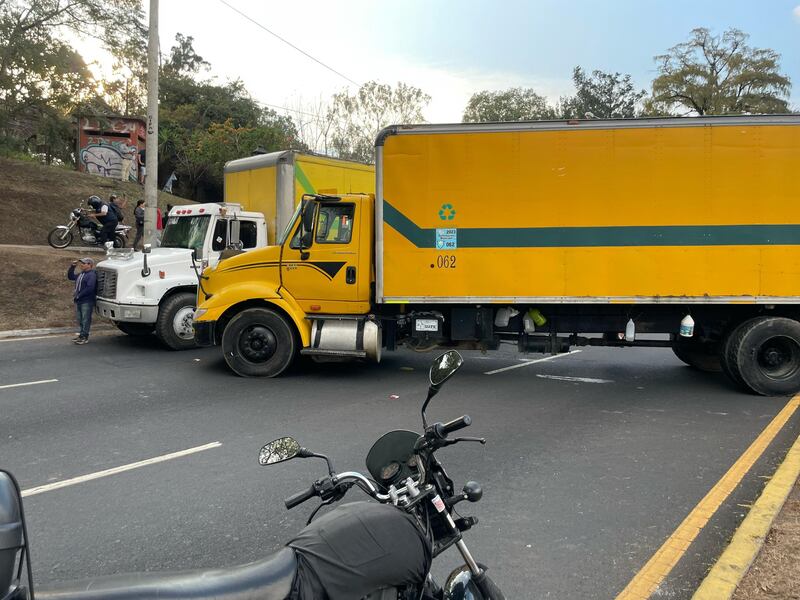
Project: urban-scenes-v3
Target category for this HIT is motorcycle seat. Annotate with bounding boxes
[35,547,297,600]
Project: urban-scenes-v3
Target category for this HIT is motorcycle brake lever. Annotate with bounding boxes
[451,437,486,445]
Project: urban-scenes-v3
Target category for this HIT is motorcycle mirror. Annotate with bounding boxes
[429,350,464,388]
[258,437,301,466]
[143,244,152,254]
[422,350,464,428]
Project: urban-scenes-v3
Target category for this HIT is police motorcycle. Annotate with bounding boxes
[47,204,130,249]
[0,351,504,600]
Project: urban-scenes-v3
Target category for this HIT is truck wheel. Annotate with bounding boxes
[114,321,154,336]
[671,339,722,372]
[221,308,297,377]
[48,228,73,249]
[720,319,760,390]
[729,316,800,396]
[155,292,198,350]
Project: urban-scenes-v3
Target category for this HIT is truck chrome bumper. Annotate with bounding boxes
[96,300,159,323]
[193,320,216,346]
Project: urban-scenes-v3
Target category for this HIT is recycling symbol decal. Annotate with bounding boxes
[438,203,456,220]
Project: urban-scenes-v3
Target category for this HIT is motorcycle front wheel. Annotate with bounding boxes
[114,234,125,248]
[47,228,73,249]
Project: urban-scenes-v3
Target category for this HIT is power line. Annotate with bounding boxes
[216,0,360,87]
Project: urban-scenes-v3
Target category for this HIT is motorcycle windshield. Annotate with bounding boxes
[161,215,210,251]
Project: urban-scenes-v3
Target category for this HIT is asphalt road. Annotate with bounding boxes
[1,332,798,599]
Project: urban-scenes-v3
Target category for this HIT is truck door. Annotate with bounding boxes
[281,200,363,310]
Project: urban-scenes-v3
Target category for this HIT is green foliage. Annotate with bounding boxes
[559,67,646,118]
[0,0,145,163]
[327,81,430,163]
[158,35,300,200]
[651,28,791,115]
[462,88,556,122]
[162,33,209,78]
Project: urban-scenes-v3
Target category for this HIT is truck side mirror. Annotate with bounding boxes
[228,219,241,249]
[300,200,316,249]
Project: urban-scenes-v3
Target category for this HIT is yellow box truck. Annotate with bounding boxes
[194,115,800,395]
[224,150,375,244]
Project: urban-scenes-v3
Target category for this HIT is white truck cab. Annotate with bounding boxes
[95,203,266,349]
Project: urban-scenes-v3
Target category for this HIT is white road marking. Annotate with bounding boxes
[536,374,612,384]
[0,379,58,390]
[0,335,72,343]
[484,350,582,375]
[21,442,222,497]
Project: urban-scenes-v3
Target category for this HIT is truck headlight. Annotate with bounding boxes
[122,308,142,319]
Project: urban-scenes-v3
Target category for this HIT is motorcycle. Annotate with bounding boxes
[0,351,504,600]
[47,208,130,249]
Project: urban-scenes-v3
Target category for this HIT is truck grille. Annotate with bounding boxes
[96,268,118,299]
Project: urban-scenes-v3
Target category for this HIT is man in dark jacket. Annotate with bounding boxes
[133,199,145,249]
[86,195,118,245]
[67,257,97,344]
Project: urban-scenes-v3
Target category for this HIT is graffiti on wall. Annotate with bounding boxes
[80,139,139,182]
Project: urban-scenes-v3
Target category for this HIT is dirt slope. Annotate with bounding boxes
[0,157,193,245]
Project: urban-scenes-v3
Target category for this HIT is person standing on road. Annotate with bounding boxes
[67,257,97,345]
[86,195,118,246]
[133,199,145,249]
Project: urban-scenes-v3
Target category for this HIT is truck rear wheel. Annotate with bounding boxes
[671,338,722,372]
[114,321,154,336]
[221,308,297,377]
[155,292,198,350]
[720,319,760,391]
[729,316,800,396]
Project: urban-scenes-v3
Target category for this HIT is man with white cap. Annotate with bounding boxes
[67,257,97,344]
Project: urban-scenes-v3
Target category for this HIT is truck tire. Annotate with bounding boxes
[221,308,297,377]
[114,321,154,336]
[720,319,761,391]
[671,339,722,372]
[729,316,800,396]
[155,292,198,350]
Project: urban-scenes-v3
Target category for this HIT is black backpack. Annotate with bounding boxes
[109,202,124,222]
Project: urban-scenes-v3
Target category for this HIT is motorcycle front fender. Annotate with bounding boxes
[54,225,71,232]
[444,565,505,600]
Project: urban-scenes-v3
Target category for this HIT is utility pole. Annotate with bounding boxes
[144,0,159,245]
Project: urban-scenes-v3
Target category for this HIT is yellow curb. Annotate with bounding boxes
[616,394,800,600]
[692,427,800,599]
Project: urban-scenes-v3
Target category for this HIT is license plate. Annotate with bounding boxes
[415,319,439,332]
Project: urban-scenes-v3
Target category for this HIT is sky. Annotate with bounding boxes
[78,0,800,124]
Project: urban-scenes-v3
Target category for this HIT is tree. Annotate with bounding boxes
[559,67,646,119]
[162,33,209,78]
[462,88,556,123]
[327,81,430,163]
[157,35,300,200]
[651,28,791,115]
[0,0,145,161]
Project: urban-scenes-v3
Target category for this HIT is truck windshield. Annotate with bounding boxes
[278,203,302,245]
[161,215,211,251]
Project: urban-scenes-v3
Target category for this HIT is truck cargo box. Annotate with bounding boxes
[376,116,800,304]
[225,151,374,244]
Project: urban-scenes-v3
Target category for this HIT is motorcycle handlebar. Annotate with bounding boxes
[441,414,472,436]
[285,484,317,509]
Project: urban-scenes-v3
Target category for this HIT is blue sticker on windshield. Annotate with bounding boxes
[436,228,457,250]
